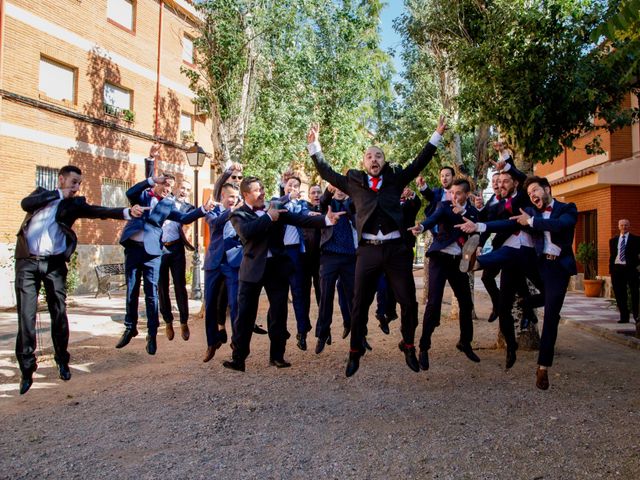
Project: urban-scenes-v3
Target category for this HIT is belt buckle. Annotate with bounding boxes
[367,239,383,246]
[545,254,557,260]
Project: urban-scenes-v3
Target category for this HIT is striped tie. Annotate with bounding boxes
[619,235,626,262]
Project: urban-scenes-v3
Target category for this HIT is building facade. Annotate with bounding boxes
[0,0,214,306]
[534,93,640,288]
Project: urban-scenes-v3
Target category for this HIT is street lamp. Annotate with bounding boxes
[185,141,207,300]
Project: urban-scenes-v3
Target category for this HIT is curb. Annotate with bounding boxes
[561,318,640,351]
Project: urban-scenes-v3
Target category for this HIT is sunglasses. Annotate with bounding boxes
[230,175,243,180]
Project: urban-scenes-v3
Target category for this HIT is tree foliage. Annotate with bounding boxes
[398,0,639,168]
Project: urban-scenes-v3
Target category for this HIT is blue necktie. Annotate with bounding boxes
[619,236,626,262]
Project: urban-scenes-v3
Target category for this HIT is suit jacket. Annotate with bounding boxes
[203,206,242,271]
[421,186,445,219]
[311,140,438,241]
[120,179,205,256]
[319,196,357,250]
[16,187,127,261]
[421,200,478,255]
[483,200,578,275]
[400,195,422,248]
[168,198,196,251]
[609,233,640,272]
[230,204,327,283]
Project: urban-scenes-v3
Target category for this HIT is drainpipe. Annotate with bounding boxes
[563,148,568,178]
[154,1,163,140]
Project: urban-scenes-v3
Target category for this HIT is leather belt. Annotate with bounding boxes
[27,254,64,261]
[361,238,402,246]
[544,254,558,260]
[163,240,181,247]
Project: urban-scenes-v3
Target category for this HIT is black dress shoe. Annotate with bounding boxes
[145,335,157,355]
[379,318,390,335]
[362,337,372,351]
[342,326,350,339]
[218,329,228,344]
[345,352,361,377]
[19,374,33,395]
[326,333,332,345]
[419,350,429,371]
[398,341,420,372]
[456,342,480,362]
[223,359,246,372]
[253,324,268,334]
[115,328,138,349]
[386,312,398,322]
[487,310,498,323]
[296,333,307,351]
[57,363,72,381]
[315,336,328,354]
[269,358,292,368]
[506,344,518,369]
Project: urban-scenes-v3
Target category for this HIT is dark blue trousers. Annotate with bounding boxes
[285,246,312,334]
[316,253,355,339]
[123,243,161,336]
[204,263,239,346]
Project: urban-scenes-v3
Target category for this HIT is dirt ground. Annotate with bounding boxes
[1,289,639,479]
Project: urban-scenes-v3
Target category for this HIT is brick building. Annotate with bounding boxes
[0,0,214,306]
[534,93,640,289]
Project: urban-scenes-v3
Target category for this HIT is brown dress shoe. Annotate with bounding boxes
[536,367,550,390]
[165,323,175,341]
[203,342,222,363]
[181,324,190,341]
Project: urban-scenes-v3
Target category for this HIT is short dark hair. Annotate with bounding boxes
[498,169,519,182]
[524,175,551,191]
[221,182,239,191]
[240,176,262,195]
[285,175,302,186]
[452,178,470,193]
[58,165,82,177]
[163,172,176,181]
[440,166,455,176]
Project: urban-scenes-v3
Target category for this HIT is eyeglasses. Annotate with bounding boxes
[230,175,243,180]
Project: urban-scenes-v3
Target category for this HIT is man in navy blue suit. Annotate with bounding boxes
[115,172,211,355]
[202,182,243,362]
[458,176,577,390]
[408,178,481,370]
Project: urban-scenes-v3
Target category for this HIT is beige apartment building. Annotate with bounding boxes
[0,0,214,306]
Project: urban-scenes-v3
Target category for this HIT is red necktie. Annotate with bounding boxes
[544,205,553,212]
[149,190,162,201]
[504,197,513,213]
[370,176,381,192]
[252,205,264,212]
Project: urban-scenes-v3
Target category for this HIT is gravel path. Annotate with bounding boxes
[1,291,639,479]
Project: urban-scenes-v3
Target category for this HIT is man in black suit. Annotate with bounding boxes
[408,178,480,370]
[609,219,640,323]
[221,177,343,372]
[158,180,196,342]
[14,165,143,394]
[307,116,447,377]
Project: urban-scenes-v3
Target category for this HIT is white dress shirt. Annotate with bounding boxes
[25,190,66,256]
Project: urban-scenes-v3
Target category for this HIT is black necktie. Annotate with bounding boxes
[620,236,626,262]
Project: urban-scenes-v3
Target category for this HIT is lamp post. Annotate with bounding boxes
[185,141,207,300]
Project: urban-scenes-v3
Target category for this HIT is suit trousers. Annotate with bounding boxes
[497,247,543,350]
[315,253,355,339]
[158,242,189,324]
[350,241,417,352]
[14,255,69,374]
[232,256,293,362]
[123,243,162,336]
[302,250,321,311]
[481,266,501,314]
[420,252,474,351]
[536,257,571,367]
[284,246,312,334]
[204,264,239,346]
[611,264,639,322]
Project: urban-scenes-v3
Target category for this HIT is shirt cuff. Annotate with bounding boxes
[419,184,428,192]
[527,217,534,227]
[307,141,321,156]
[200,205,207,214]
[148,177,156,186]
[501,152,511,161]
[123,208,132,220]
[324,216,333,226]
[502,162,511,172]
[429,131,442,147]
[476,223,487,233]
